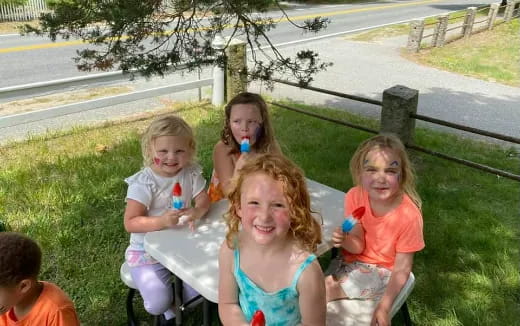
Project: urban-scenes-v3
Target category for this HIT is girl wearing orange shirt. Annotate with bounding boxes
[325,134,425,326]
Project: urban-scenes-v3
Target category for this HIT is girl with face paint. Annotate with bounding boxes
[325,134,424,326]
[122,115,210,321]
[209,92,282,202]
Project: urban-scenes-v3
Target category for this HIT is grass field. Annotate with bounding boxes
[0,100,518,325]
[407,19,520,87]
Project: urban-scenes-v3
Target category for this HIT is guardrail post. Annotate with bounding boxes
[225,38,248,101]
[407,20,424,53]
[211,34,226,106]
[380,85,418,145]
[504,0,514,21]
[435,14,449,47]
[431,16,441,46]
[488,3,500,29]
[462,7,477,38]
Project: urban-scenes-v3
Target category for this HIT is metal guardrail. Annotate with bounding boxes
[0,71,133,103]
[0,63,194,103]
[0,78,212,129]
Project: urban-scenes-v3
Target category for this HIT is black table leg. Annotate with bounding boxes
[174,277,183,326]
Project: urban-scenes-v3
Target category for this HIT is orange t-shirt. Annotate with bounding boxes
[342,186,425,270]
[0,281,79,326]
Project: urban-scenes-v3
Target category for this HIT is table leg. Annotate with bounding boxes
[174,277,183,326]
[203,298,210,326]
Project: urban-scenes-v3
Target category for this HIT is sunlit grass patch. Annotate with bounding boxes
[405,20,520,86]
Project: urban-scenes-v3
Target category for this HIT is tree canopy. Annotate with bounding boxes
[25,0,332,85]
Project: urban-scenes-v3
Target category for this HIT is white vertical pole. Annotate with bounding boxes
[211,34,226,106]
[211,64,225,106]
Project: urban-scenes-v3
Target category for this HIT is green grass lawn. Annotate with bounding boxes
[0,102,519,325]
[408,19,520,86]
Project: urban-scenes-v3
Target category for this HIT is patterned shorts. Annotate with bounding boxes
[330,259,392,300]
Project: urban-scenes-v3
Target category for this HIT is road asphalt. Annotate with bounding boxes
[1,33,519,148]
[250,34,520,148]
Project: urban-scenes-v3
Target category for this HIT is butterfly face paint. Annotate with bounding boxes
[361,148,402,205]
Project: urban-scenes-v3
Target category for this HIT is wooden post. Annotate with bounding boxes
[488,3,500,30]
[435,14,449,47]
[380,85,419,145]
[431,16,441,46]
[225,39,247,101]
[504,0,514,21]
[462,7,477,38]
[407,20,424,53]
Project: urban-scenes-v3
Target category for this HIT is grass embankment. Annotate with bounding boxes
[0,20,38,34]
[0,101,518,325]
[408,19,520,86]
[0,86,134,117]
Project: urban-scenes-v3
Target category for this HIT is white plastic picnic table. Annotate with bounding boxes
[144,178,345,323]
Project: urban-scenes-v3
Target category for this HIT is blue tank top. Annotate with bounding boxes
[233,247,317,326]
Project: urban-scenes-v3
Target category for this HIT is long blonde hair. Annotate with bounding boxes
[225,154,322,253]
[141,115,196,167]
[349,133,422,209]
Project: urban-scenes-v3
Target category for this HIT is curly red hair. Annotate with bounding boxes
[225,154,322,253]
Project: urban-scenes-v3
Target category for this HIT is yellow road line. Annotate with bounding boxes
[0,0,444,54]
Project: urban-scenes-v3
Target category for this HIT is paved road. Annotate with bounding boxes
[2,32,519,148]
[250,34,520,147]
[0,0,495,88]
[1,0,517,148]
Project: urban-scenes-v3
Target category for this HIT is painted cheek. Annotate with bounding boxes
[153,157,161,165]
[254,125,263,141]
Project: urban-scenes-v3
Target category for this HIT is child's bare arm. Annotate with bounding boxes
[213,141,236,196]
[371,252,414,326]
[218,242,249,326]
[331,223,365,254]
[124,199,181,232]
[298,260,326,326]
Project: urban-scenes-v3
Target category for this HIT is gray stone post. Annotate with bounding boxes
[435,14,449,47]
[407,20,424,53]
[225,39,247,101]
[462,7,477,38]
[504,1,514,21]
[380,85,419,145]
[488,3,500,30]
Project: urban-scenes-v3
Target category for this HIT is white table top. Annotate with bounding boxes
[144,179,345,303]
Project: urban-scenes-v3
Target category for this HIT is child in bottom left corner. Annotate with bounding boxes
[123,115,210,321]
[0,232,80,326]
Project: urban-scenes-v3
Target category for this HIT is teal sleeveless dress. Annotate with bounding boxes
[233,248,316,326]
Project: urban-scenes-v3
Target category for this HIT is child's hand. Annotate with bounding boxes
[331,226,345,248]
[176,207,198,230]
[234,153,250,172]
[371,305,390,326]
[160,209,182,228]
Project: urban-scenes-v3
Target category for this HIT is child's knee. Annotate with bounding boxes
[325,275,337,292]
[141,288,173,315]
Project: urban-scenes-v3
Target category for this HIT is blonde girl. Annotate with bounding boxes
[209,92,281,202]
[218,154,326,326]
[325,133,424,326]
[123,115,210,321]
